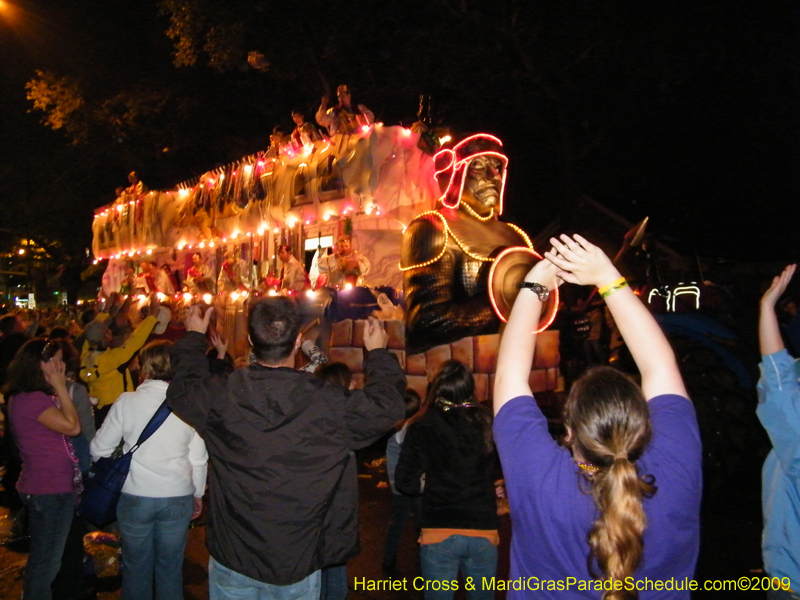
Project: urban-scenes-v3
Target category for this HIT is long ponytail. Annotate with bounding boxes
[564,367,656,599]
[587,457,656,599]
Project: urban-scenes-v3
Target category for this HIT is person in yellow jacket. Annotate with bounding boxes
[80,297,161,427]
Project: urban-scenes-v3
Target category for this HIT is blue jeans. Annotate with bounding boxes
[420,535,497,600]
[382,493,422,565]
[20,491,76,600]
[321,564,347,600]
[210,556,321,600]
[117,493,194,600]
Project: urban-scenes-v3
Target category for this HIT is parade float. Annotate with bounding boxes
[91,125,561,399]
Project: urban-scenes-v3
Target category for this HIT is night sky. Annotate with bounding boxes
[1,0,798,267]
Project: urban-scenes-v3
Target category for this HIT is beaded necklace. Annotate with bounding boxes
[53,392,84,500]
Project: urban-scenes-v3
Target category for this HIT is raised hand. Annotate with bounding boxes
[363,317,388,351]
[761,264,796,309]
[186,305,214,335]
[544,234,620,288]
[523,257,563,291]
[210,332,228,359]
[41,354,68,392]
[759,264,796,356]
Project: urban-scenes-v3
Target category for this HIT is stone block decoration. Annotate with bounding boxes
[328,319,560,401]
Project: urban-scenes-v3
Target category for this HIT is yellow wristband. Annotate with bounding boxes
[598,277,628,298]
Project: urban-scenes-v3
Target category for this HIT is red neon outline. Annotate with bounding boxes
[488,247,559,332]
[452,133,503,153]
[433,134,508,214]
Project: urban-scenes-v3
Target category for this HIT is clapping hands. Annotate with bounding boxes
[542,234,620,289]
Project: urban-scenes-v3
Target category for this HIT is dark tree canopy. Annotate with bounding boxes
[1,0,797,288]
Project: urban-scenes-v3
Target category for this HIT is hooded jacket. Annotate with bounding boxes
[79,314,158,408]
[166,332,405,586]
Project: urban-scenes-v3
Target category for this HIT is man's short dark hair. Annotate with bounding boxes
[0,315,19,336]
[248,297,302,365]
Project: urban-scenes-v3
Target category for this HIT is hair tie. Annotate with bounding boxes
[614,451,628,460]
[435,397,480,412]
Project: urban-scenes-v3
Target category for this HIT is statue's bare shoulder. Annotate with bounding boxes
[400,212,448,270]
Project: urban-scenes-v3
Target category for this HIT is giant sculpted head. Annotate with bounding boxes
[434,134,508,216]
[401,134,558,355]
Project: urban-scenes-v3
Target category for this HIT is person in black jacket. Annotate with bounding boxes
[396,360,499,600]
[166,298,405,599]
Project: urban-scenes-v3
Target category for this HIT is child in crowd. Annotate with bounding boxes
[382,387,425,571]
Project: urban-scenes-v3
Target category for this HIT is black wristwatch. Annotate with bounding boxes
[518,281,550,302]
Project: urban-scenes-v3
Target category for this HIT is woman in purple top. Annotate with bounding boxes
[5,338,82,600]
[493,235,701,599]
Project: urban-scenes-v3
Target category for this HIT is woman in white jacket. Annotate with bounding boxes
[91,340,207,600]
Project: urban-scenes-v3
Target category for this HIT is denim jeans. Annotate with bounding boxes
[52,511,89,600]
[382,493,422,565]
[321,564,347,600]
[209,556,321,600]
[20,491,76,600]
[117,493,194,600]
[420,535,497,600]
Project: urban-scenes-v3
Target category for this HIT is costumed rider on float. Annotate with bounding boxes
[401,134,558,355]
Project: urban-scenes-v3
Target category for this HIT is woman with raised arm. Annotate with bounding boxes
[755,264,800,598]
[493,234,701,600]
[91,340,207,600]
[5,338,82,600]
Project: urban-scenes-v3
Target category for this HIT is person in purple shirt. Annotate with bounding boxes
[493,234,701,599]
[5,338,82,600]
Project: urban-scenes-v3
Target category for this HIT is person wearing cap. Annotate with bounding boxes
[756,264,800,598]
[79,295,164,426]
[400,134,534,354]
[315,85,374,136]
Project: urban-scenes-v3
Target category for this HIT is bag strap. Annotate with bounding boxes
[127,401,171,454]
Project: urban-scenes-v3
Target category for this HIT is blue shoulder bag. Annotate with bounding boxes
[78,401,171,527]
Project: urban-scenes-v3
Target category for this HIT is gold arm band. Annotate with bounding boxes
[598,277,628,298]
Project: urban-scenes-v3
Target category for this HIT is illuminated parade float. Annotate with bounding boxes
[91,125,561,399]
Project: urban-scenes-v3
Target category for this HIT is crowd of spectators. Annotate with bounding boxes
[0,236,797,600]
